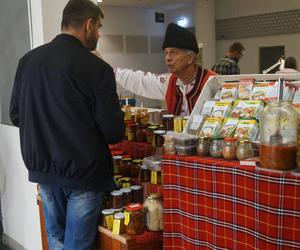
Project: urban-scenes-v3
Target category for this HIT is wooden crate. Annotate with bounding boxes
[96,226,163,250]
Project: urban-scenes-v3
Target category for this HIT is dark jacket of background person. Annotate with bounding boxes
[9,34,125,191]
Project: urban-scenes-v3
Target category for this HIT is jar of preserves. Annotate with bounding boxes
[112,212,126,235]
[151,170,162,185]
[174,116,183,133]
[153,130,166,147]
[131,159,142,178]
[222,137,237,160]
[121,158,132,177]
[136,125,147,142]
[182,116,189,130]
[146,125,158,144]
[140,164,151,182]
[130,185,143,203]
[210,137,224,158]
[110,190,123,209]
[120,188,132,206]
[127,123,137,141]
[124,203,144,236]
[260,101,298,170]
[120,177,131,188]
[162,114,174,131]
[236,139,254,160]
[143,193,163,231]
[113,155,122,175]
[101,209,115,230]
[197,136,211,156]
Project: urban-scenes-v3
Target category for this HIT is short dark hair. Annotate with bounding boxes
[284,56,297,70]
[229,42,245,53]
[61,0,104,29]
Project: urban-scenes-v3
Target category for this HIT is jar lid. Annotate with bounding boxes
[114,174,123,179]
[132,159,142,163]
[130,185,142,190]
[114,212,125,220]
[120,188,131,193]
[122,157,132,161]
[239,139,250,144]
[141,164,148,170]
[147,193,162,199]
[162,114,174,118]
[154,130,166,135]
[121,177,131,181]
[101,209,115,215]
[110,190,122,196]
[126,203,143,211]
[224,137,237,142]
[113,155,122,160]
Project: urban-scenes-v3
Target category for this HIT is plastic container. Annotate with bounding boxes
[143,193,163,231]
[174,133,198,146]
[174,145,197,156]
[125,203,144,236]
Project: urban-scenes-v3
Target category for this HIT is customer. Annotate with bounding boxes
[211,42,245,75]
[115,23,216,116]
[276,56,298,73]
[9,0,124,249]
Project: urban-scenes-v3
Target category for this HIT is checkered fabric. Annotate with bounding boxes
[162,155,300,250]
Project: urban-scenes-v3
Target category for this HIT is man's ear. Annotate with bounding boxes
[85,18,94,32]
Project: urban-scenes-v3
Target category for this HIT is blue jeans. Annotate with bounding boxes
[39,184,104,250]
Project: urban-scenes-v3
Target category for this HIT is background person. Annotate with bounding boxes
[9,0,124,249]
[211,42,245,75]
[276,56,298,73]
[115,23,216,116]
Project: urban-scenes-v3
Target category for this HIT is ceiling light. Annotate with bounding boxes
[97,0,102,2]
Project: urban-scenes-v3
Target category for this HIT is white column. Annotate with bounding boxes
[195,0,216,69]
[28,0,45,48]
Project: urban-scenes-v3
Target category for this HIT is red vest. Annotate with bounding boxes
[165,67,216,115]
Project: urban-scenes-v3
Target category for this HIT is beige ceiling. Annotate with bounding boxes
[98,0,194,9]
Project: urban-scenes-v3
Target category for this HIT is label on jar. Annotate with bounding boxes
[122,182,131,188]
[151,171,158,184]
[105,215,114,230]
[124,211,130,225]
[112,219,121,234]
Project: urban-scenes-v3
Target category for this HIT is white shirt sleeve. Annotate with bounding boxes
[114,67,170,100]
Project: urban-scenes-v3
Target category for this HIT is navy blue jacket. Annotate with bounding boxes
[9,34,125,191]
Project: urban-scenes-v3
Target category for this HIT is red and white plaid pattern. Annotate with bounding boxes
[162,155,300,250]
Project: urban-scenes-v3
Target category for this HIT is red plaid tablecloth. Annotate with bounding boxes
[162,155,300,250]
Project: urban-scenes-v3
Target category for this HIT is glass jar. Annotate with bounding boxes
[101,209,115,230]
[210,137,224,158]
[182,116,189,130]
[197,136,211,156]
[130,185,143,204]
[136,125,147,142]
[120,177,131,188]
[162,114,174,131]
[131,159,142,178]
[110,190,123,209]
[125,203,144,236]
[113,155,122,175]
[260,101,298,170]
[146,125,158,144]
[222,137,237,160]
[151,170,162,184]
[236,139,254,160]
[153,130,166,147]
[121,158,132,177]
[120,188,132,206]
[127,123,137,141]
[174,116,183,133]
[140,164,151,182]
[112,212,126,235]
[143,193,163,231]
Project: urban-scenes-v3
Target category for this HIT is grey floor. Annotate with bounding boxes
[0,223,18,250]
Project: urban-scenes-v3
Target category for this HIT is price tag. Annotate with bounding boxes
[105,215,114,230]
[122,182,130,188]
[112,219,120,235]
[124,211,130,226]
[151,171,157,184]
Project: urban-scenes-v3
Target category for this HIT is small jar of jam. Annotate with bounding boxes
[121,158,132,177]
[120,188,132,206]
[130,185,143,204]
[127,123,137,141]
[125,203,144,236]
[140,164,151,182]
[136,125,147,142]
[112,212,126,235]
[222,137,237,160]
[146,125,158,144]
[131,159,142,178]
[210,137,224,158]
[113,155,122,175]
[101,209,115,230]
[110,190,123,209]
[162,114,174,131]
[153,130,166,147]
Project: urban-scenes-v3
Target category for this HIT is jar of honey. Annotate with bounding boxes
[121,158,132,177]
[162,114,174,131]
[131,159,142,178]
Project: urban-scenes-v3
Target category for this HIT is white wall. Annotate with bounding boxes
[215,0,300,74]
[165,6,194,27]
[0,125,41,250]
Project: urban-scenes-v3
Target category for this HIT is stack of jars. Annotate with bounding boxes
[174,133,198,156]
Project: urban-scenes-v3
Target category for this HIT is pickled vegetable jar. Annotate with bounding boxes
[260,101,298,170]
[125,203,144,236]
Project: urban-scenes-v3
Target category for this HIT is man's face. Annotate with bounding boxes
[232,50,243,63]
[85,18,102,51]
[164,48,194,74]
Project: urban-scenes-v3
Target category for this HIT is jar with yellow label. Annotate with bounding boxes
[101,209,115,230]
[124,203,144,236]
[182,116,189,130]
[112,212,126,235]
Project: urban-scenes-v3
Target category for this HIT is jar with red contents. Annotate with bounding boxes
[125,203,144,236]
[127,123,137,141]
[136,125,147,142]
[121,158,132,177]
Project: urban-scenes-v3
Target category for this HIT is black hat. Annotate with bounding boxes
[162,23,199,53]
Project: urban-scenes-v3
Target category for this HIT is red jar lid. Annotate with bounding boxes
[111,150,124,156]
[126,203,143,211]
[224,137,237,142]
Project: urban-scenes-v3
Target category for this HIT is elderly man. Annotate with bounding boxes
[115,23,216,116]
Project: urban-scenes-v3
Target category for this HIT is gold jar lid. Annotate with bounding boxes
[147,193,162,199]
[239,139,250,144]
